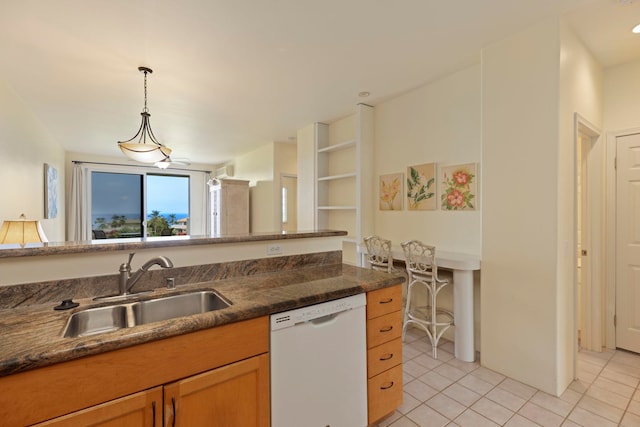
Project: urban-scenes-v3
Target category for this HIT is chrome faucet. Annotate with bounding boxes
[119,252,174,295]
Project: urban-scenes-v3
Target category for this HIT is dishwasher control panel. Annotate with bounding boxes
[270,293,366,331]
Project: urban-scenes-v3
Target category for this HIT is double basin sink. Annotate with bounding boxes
[63,290,230,338]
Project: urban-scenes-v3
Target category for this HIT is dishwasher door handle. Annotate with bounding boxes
[309,312,339,325]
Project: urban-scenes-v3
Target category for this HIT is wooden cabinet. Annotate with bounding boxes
[314,104,374,265]
[164,354,269,427]
[37,354,270,427]
[1,317,268,427]
[33,387,163,427]
[366,285,403,425]
[211,179,249,235]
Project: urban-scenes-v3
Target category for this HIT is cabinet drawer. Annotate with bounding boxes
[367,337,402,378]
[366,311,402,349]
[367,285,402,319]
[367,364,403,425]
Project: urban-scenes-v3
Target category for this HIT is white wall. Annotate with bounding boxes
[234,142,276,232]
[481,18,602,395]
[234,141,297,233]
[0,78,66,242]
[482,19,561,394]
[603,58,640,131]
[296,124,316,231]
[558,20,603,392]
[374,65,481,255]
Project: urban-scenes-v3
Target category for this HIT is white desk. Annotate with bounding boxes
[359,246,481,362]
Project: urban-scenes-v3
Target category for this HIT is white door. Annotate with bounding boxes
[616,133,640,353]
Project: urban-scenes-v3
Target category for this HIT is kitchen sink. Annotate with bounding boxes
[131,291,230,325]
[62,290,230,338]
[63,305,128,338]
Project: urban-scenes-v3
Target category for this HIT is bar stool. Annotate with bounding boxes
[363,235,394,273]
[401,240,453,358]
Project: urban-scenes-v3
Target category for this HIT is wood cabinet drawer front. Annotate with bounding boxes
[367,364,403,425]
[366,311,402,349]
[367,338,402,378]
[367,285,402,319]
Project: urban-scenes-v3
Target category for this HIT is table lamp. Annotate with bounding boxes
[0,214,48,245]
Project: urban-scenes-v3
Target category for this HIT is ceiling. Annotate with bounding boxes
[1,0,639,166]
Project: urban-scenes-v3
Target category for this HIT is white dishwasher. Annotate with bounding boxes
[270,293,368,427]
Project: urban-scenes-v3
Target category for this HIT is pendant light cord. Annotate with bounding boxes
[142,69,149,113]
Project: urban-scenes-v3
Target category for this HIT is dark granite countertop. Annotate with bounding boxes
[0,263,404,377]
[0,230,346,259]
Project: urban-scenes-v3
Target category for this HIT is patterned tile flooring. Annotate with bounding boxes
[375,328,640,427]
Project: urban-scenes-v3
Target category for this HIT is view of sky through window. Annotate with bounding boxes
[91,172,189,238]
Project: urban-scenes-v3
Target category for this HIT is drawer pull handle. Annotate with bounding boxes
[379,298,393,304]
[380,381,395,390]
[171,397,176,427]
[379,325,393,333]
[379,353,394,361]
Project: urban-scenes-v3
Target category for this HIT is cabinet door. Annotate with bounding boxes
[33,387,162,427]
[164,353,269,427]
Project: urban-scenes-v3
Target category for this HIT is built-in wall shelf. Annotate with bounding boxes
[314,104,374,266]
[317,139,356,153]
[317,172,357,181]
[317,206,357,210]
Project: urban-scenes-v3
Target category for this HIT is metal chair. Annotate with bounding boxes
[363,235,394,273]
[401,240,453,358]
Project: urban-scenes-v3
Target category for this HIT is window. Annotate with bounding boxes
[91,171,191,238]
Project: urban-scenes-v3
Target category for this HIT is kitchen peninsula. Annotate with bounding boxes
[0,230,405,426]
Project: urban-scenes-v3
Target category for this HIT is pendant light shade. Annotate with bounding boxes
[118,67,172,163]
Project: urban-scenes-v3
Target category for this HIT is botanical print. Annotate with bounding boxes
[406,162,436,210]
[44,163,58,219]
[440,163,477,211]
[379,173,403,210]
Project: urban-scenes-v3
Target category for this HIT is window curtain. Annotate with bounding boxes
[67,163,90,241]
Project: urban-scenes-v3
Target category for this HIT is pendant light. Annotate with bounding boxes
[118,66,172,163]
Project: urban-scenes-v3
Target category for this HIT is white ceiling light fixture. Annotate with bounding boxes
[632,23,640,33]
[118,66,172,163]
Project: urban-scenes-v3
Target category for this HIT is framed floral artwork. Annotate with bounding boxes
[379,173,403,210]
[406,162,436,210]
[440,163,477,211]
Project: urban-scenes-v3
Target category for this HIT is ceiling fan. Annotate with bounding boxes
[154,157,191,169]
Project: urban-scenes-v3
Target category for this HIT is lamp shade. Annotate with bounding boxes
[0,218,48,245]
[119,141,172,163]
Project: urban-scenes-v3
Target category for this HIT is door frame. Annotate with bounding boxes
[279,173,298,232]
[606,126,640,349]
[573,113,603,357]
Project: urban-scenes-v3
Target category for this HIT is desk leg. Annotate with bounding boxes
[453,269,475,362]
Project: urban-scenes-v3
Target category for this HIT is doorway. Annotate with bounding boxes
[614,132,640,353]
[281,174,297,232]
[574,114,603,354]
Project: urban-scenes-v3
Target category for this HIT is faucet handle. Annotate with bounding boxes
[127,252,136,265]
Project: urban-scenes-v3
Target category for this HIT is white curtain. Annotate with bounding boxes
[67,164,90,241]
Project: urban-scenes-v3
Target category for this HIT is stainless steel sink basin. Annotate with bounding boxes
[132,291,230,325]
[62,290,230,338]
[63,305,128,338]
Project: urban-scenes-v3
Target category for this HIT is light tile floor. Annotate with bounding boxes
[375,328,640,427]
